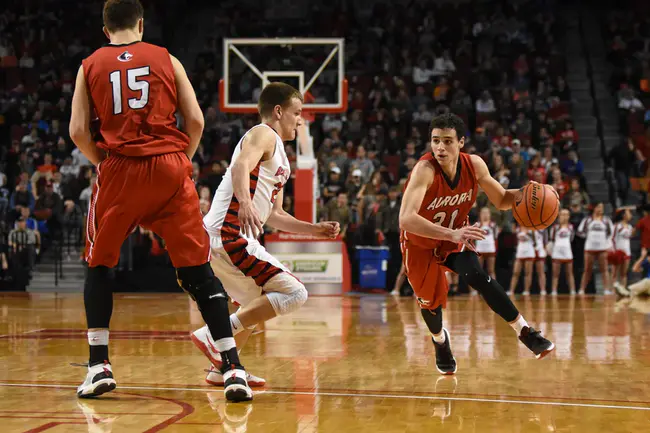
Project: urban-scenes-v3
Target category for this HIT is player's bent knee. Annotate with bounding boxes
[176,263,226,304]
[265,279,308,316]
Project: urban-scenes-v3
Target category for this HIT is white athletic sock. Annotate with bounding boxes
[510,315,529,335]
[230,313,244,336]
[88,329,109,346]
[432,330,446,344]
[213,337,236,353]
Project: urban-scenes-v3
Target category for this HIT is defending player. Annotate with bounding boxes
[190,82,340,386]
[399,113,554,375]
[70,0,251,401]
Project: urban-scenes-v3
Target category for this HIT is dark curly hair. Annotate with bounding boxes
[429,113,467,141]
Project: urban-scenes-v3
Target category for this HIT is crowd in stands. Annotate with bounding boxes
[1,0,645,294]
[604,0,650,205]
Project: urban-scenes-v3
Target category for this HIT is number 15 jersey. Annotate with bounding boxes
[83,41,189,157]
[401,152,478,261]
[204,124,291,247]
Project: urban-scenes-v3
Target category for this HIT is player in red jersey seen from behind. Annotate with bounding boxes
[69,0,251,402]
[399,113,554,375]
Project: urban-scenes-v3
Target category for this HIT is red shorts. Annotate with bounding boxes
[401,241,459,310]
[86,152,209,268]
[607,250,631,265]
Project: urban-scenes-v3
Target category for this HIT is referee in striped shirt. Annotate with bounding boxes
[8,216,39,272]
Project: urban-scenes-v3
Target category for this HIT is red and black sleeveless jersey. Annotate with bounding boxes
[402,152,478,257]
[82,41,189,157]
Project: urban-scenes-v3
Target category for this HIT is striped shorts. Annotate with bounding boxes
[210,235,299,306]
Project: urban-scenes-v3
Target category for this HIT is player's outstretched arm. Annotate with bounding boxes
[471,155,522,210]
[170,55,204,160]
[399,161,485,247]
[266,189,340,238]
[69,66,105,166]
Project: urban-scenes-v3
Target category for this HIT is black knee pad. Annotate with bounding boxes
[452,252,488,289]
[176,263,226,304]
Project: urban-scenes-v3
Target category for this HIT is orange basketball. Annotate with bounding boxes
[512,183,559,230]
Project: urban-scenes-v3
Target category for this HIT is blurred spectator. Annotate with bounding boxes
[79,175,96,211]
[540,146,559,172]
[323,167,345,202]
[609,137,645,204]
[561,150,584,179]
[528,154,547,181]
[554,120,579,153]
[618,87,644,112]
[377,187,402,290]
[320,192,351,238]
[562,178,590,211]
[34,181,63,239]
[353,146,374,183]
[476,91,497,113]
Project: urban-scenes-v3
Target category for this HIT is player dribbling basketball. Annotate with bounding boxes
[399,113,554,375]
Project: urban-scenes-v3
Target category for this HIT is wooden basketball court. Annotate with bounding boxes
[1,293,649,432]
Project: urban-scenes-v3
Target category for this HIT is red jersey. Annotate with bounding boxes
[82,42,189,157]
[402,152,478,258]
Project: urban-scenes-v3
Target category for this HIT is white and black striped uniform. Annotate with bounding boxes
[203,123,299,306]
[577,216,614,253]
[474,221,498,256]
[549,224,574,262]
[515,227,536,260]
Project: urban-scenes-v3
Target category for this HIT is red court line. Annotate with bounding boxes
[115,391,195,433]
[1,415,83,420]
[2,381,650,406]
[1,335,190,341]
[176,422,224,425]
[23,421,86,432]
[0,410,177,415]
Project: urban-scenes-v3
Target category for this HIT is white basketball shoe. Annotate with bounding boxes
[77,362,117,398]
[190,326,266,387]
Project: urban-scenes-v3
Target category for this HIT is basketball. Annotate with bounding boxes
[512,183,559,230]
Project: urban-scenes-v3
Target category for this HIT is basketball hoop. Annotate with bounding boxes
[218,38,348,225]
[218,78,348,115]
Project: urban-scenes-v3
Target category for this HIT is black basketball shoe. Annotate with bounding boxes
[222,365,254,402]
[519,326,555,359]
[433,328,457,375]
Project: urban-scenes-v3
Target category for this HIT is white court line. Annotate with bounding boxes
[1,383,649,412]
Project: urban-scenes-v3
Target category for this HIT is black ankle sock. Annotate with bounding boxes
[219,347,243,371]
[89,345,109,366]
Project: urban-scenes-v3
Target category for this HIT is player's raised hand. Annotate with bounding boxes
[314,221,341,239]
[238,202,264,238]
[451,223,485,253]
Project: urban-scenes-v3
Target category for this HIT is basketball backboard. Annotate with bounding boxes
[219,38,347,114]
